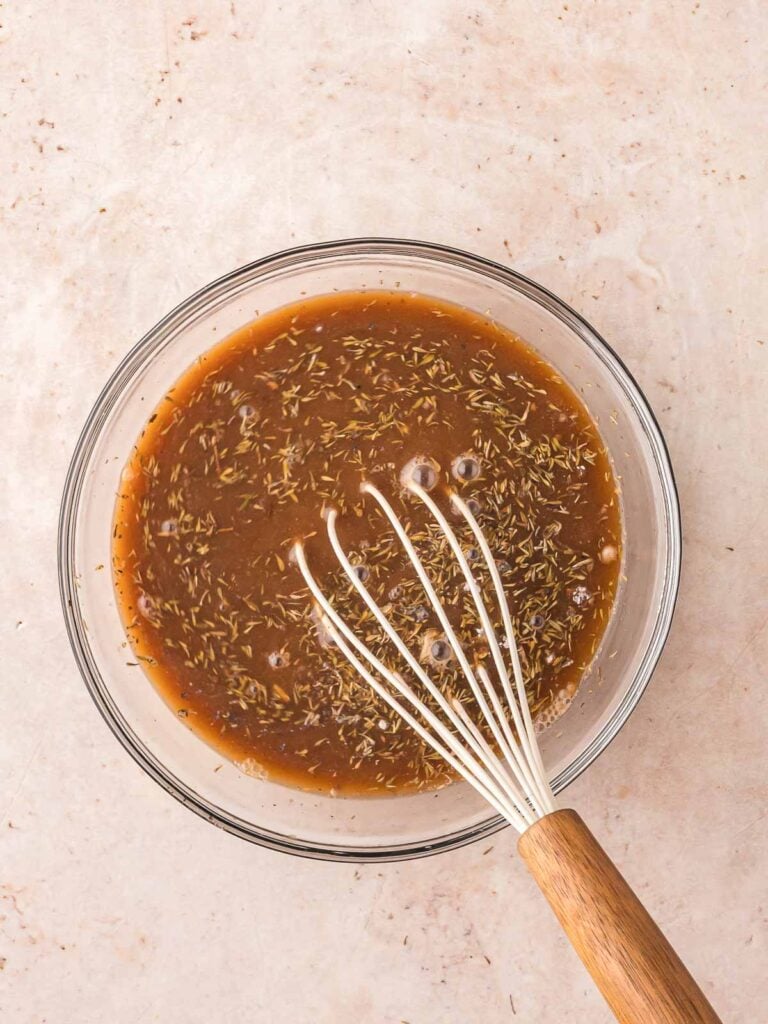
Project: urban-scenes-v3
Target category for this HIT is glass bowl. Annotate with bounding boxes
[58,239,681,862]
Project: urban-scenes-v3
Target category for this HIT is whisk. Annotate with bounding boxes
[293,478,722,1024]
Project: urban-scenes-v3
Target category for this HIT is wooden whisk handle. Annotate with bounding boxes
[517,809,721,1024]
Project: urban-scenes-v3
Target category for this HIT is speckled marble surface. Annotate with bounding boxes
[2,2,767,1021]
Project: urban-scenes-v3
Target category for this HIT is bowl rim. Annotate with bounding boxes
[58,237,682,862]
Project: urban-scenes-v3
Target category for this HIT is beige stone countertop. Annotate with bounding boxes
[2,2,766,1022]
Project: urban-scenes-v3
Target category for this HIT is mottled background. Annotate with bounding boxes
[2,2,766,1022]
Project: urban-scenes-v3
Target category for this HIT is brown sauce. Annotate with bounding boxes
[112,291,621,795]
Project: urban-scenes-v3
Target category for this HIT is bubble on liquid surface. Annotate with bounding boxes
[464,546,480,562]
[268,649,290,669]
[570,585,593,607]
[137,592,158,622]
[529,613,545,630]
[158,518,178,537]
[387,584,403,602]
[420,629,453,667]
[452,453,481,482]
[351,564,370,583]
[401,456,439,491]
[411,604,430,623]
[465,497,481,517]
[599,543,618,564]
[534,685,577,733]
[238,403,256,419]
[238,758,268,780]
[431,638,451,661]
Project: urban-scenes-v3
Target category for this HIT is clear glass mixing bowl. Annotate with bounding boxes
[58,239,681,862]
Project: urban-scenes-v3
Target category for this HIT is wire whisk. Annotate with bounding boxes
[294,478,554,831]
[292,477,722,1024]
